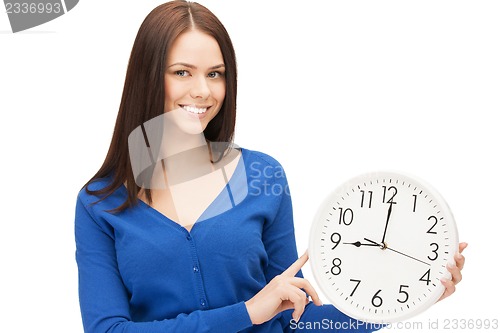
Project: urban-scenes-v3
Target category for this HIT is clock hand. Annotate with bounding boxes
[363,238,430,266]
[386,247,430,266]
[381,202,394,244]
[343,241,380,247]
[363,238,385,248]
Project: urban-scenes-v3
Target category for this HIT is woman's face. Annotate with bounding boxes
[164,29,226,134]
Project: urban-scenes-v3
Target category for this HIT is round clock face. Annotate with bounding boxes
[308,171,459,324]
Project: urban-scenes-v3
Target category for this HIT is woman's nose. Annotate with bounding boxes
[190,76,210,100]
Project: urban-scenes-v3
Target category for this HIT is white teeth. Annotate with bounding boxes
[182,105,207,114]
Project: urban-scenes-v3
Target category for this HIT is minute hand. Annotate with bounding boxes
[381,202,393,244]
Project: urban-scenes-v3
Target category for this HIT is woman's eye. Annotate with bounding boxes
[208,71,224,79]
[174,70,189,77]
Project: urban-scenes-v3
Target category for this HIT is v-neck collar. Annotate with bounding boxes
[123,148,247,235]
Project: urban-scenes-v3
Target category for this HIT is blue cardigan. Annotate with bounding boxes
[75,148,378,333]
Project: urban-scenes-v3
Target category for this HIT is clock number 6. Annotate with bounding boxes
[330,258,342,275]
[371,289,383,308]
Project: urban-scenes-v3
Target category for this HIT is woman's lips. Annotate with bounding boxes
[180,105,210,119]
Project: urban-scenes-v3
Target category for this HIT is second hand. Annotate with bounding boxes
[363,238,430,266]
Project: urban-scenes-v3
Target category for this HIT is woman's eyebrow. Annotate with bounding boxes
[209,64,225,70]
[167,62,225,70]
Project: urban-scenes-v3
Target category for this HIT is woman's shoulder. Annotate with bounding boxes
[240,147,284,169]
[76,176,125,209]
[240,147,288,185]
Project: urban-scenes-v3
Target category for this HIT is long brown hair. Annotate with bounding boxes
[84,0,238,211]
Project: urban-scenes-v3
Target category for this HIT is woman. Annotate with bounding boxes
[74,1,466,332]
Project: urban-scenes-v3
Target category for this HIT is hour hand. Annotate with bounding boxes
[363,238,385,249]
[343,241,381,248]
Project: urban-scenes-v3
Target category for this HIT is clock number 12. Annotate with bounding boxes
[382,186,397,204]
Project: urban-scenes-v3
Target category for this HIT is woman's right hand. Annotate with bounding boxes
[244,251,323,325]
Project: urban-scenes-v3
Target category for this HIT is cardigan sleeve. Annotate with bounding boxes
[258,162,382,333]
[74,195,253,333]
[260,162,303,282]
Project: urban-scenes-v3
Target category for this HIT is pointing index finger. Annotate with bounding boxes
[283,251,309,277]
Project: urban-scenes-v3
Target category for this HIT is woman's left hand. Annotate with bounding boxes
[438,242,468,302]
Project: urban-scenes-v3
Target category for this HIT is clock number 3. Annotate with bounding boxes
[428,243,439,261]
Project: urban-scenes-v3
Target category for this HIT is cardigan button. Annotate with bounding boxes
[193,266,199,273]
[200,299,206,307]
[186,235,192,241]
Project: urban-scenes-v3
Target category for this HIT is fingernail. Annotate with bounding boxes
[448,261,456,269]
[456,253,463,260]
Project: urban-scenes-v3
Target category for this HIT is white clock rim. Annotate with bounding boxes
[308,170,459,324]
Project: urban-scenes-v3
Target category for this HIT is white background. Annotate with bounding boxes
[1,1,498,332]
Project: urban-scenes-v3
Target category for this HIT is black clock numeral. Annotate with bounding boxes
[412,194,417,212]
[360,190,373,208]
[338,207,354,226]
[330,232,341,250]
[427,216,438,234]
[330,258,342,275]
[428,243,439,261]
[382,186,398,204]
[349,279,361,296]
[371,289,383,307]
[397,285,409,303]
[419,269,431,285]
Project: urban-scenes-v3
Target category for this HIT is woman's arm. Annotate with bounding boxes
[75,196,252,333]
[244,159,382,332]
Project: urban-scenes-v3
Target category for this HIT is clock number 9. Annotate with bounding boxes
[330,232,341,250]
[330,258,342,275]
[338,207,353,225]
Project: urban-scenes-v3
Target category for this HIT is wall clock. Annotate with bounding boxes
[308,171,459,323]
